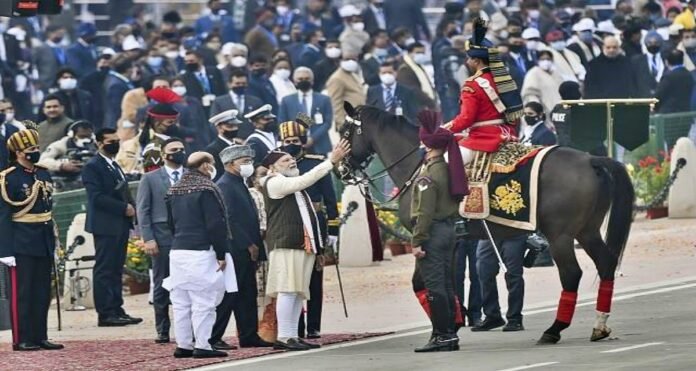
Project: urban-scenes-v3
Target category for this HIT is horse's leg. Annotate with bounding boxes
[537,234,582,345]
[577,230,619,342]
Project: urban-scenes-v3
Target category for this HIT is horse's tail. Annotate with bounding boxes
[590,157,635,263]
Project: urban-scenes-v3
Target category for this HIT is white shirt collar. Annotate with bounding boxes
[99,152,116,166]
[164,164,183,180]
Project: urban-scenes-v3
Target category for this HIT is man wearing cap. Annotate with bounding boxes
[0,128,64,351]
[411,111,467,352]
[261,139,350,351]
[278,118,339,339]
[205,109,243,182]
[66,22,99,78]
[444,18,523,168]
[244,104,279,166]
[210,144,274,350]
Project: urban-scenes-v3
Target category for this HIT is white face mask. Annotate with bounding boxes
[172,86,187,97]
[412,52,429,65]
[4,112,14,122]
[208,165,217,180]
[404,37,416,47]
[538,59,554,71]
[379,72,396,86]
[274,68,291,80]
[277,5,290,16]
[351,22,365,32]
[147,56,163,68]
[239,163,254,178]
[340,59,359,72]
[684,38,696,49]
[59,78,78,90]
[165,51,179,59]
[231,56,247,67]
[325,47,342,59]
[526,40,540,51]
[551,41,567,51]
[75,137,93,148]
[529,9,540,19]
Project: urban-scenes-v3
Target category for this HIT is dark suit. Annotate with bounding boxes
[362,6,387,35]
[520,123,557,146]
[361,57,382,87]
[366,83,420,125]
[298,44,322,68]
[383,0,431,40]
[79,69,110,129]
[195,14,239,43]
[180,66,227,102]
[82,154,133,320]
[136,167,179,337]
[211,172,264,345]
[313,58,339,92]
[204,137,234,182]
[248,74,278,114]
[0,124,20,169]
[632,53,665,98]
[396,63,437,110]
[278,92,333,154]
[66,41,98,78]
[655,66,695,114]
[209,93,264,139]
[103,72,134,129]
[33,44,67,92]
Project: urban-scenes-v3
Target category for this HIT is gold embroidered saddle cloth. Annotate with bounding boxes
[459,143,558,231]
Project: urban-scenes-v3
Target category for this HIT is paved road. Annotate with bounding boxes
[200,277,696,371]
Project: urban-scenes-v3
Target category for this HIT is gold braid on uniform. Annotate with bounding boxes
[0,167,52,218]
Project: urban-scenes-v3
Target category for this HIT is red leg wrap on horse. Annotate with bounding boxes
[416,289,432,318]
[597,280,614,313]
[556,290,578,324]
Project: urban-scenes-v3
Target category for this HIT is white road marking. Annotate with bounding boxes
[601,342,664,354]
[496,362,560,371]
[197,279,696,370]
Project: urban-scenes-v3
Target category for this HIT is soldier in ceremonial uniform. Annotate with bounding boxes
[244,104,279,167]
[444,18,524,165]
[411,111,468,353]
[278,117,339,339]
[0,128,64,351]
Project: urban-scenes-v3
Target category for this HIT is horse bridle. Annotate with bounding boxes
[337,110,423,205]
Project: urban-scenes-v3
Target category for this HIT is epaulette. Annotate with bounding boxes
[304,154,326,161]
[464,69,483,83]
[0,166,16,178]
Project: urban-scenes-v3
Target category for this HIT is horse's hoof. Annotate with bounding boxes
[590,327,612,342]
[536,333,561,345]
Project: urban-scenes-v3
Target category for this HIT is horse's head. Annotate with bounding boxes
[336,102,376,183]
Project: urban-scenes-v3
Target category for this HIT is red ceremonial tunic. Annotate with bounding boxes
[450,70,517,152]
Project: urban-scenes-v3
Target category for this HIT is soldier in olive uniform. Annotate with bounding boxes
[410,111,468,353]
[0,129,64,351]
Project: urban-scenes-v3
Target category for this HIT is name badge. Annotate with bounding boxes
[395,106,403,116]
[314,112,324,124]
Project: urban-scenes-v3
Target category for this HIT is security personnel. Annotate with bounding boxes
[244,104,279,167]
[0,128,64,351]
[278,117,339,339]
[410,111,468,353]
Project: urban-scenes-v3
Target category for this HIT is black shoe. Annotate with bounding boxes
[273,338,311,351]
[297,338,321,349]
[503,322,525,332]
[414,335,459,353]
[306,330,321,339]
[173,347,193,358]
[471,317,506,332]
[192,348,228,358]
[38,340,64,350]
[239,337,274,348]
[98,317,131,327]
[211,340,237,350]
[155,334,170,344]
[118,314,143,325]
[468,317,483,328]
[13,343,40,351]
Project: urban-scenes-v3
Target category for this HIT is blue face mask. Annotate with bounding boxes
[579,31,594,43]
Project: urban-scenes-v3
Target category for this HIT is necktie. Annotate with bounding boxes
[651,54,658,78]
[302,94,310,115]
[172,170,179,184]
[385,87,395,112]
[111,161,125,180]
[53,47,66,65]
[197,72,211,94]
[517,56,526,74]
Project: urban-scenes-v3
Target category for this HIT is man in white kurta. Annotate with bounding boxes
[260,140,350,351]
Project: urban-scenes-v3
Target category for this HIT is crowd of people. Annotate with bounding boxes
[1,0,696,357]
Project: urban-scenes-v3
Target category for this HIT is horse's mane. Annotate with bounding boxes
[356,105,417,131]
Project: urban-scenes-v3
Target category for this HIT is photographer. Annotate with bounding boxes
[39,120,97,180]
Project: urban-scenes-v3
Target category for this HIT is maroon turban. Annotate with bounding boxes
[418,110,469,200]
[261,150,289,168]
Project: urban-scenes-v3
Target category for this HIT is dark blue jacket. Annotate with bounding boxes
[526,124,558,146]
[248,74,278,114]
[217,172,265,260]
[103,72,134,129]
[0,165,56,258]
[194,14,239,43]
[81,154,133,236]
[0,124,20,170]
[66,41,98,78]
[297,154,339,236]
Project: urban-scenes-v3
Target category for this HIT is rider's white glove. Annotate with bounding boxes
[0,257,16,267]
[328,236,339,248]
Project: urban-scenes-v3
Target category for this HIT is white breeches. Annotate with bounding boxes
[445,146,476,165]
[170,288,220,350]
[276,292,304,340]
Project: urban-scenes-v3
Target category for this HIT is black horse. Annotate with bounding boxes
[338,103,634,344]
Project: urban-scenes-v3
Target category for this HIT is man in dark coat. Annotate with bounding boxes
[66,23,99,78]
[656,49,695,114]
[79,54,113,129]
[210,144,274,350]
[103,58,136,129]
[210,69,265,140]
[180,51,227,106]
[204,109,243,182]
[367,62,421,125]
[632,31,666,98]
[584,36,636,99]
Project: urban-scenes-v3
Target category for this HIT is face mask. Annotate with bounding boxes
[551,41,566,51]
[646,45,661,54]
[147,56,164,68]
[528,9,540,19]
[25,151,41,164]
[538,60,554,71]
[231,56,247,67]
[524,115,541,126]
[413,52,429,65]
[277,5,290,16]
[282,143,303,157]
[59,78,78,90]
[379,73,396,85]
[351,22,365,32]
[222,129,238,140]
[264,121,278,133]
[185,63,199,72]
[325,47,342,59]
[3,112,11,122]
[579,31,594,44]
[373,47,389,58]
[340,59,359,72]
[685,39,696,49]
[99,66,111,72]
[239,163,254,178]
[165,51,179,59]
[251,68,267,77]
[167,151,187,165]
[403,37,416,47]
[526,41,539,51]
[296,80,312,92]
[232,86,247,95]
[75,138,93,147]
[103,141,120,156]
[172,86,187,96]
[208,165,217,180]
[274,68,291,80]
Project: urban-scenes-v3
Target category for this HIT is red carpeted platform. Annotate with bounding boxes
[0,333,389,370]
